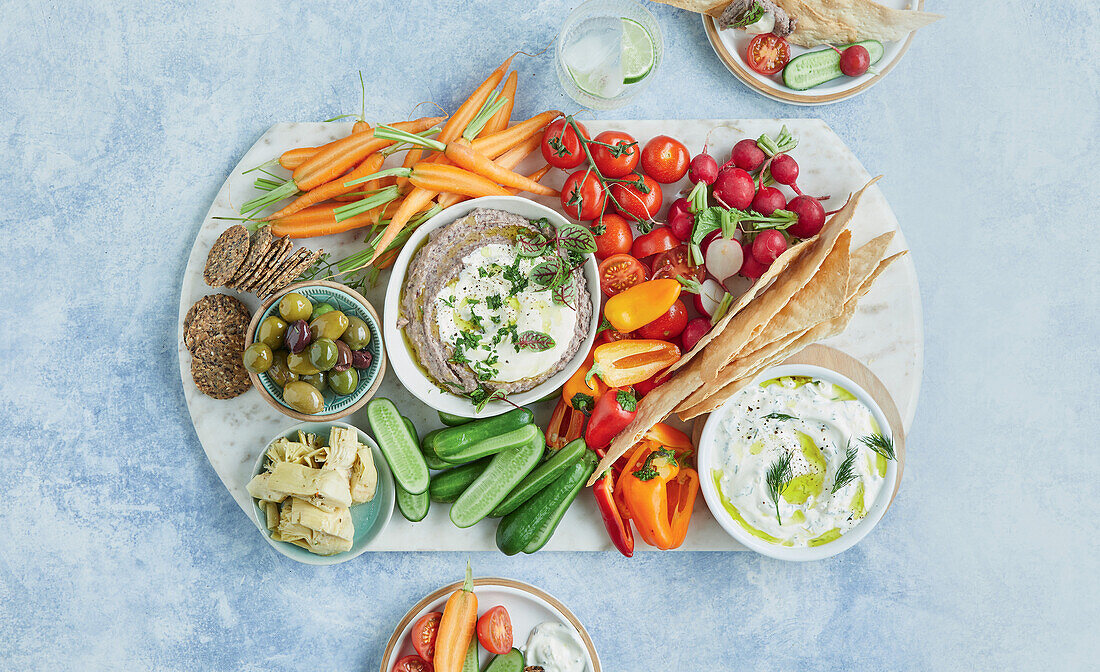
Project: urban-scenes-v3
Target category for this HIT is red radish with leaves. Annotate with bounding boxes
[681,318,712,352]
[705,237,745,284]
[840,45,872,77]
[751,186,787,216]
[740,240,769,278]
[770,154,801,194]
[667,198,694,240]
[751,230,788,265]
[689,152,719,185]
[685,278,726,317]
[731,138,766,172]
[786,195,826,238]
[712,167,756,210]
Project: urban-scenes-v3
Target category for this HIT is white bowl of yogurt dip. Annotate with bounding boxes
[697,363,898,561]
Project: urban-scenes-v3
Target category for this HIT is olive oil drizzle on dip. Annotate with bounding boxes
[713,376,888,547]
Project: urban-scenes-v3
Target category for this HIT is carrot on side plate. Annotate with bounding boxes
[433,564,478,672]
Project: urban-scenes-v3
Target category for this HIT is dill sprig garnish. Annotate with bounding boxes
[859,433,896,461]
[763,412,797,421]
[764,451,794,525]
[832,444,859,492]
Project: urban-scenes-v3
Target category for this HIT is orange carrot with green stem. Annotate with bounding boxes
[483,70,518,135]
[436,134,543,208]
[472,110,561,159]
[437,54,514,143]
[433,563,478,672]
[264,152,385,220]
[266,187,400,238]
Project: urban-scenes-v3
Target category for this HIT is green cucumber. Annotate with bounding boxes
[461,638,479,672]
[439,423,540,465]
[429,457,492,503]
[490,439,587,518]
[496,450,597,555]
[421,429,454,470]
[439,410,473,426]
[782,40,885,91]
[484,649,524,672]
[395,483,430,521]
[366,398,430,494]
[449,425,544,528]
[433,408,534,461]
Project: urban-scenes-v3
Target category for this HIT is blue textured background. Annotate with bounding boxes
[2,1,1097,670]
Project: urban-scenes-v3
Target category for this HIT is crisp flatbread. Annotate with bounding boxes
[770,0,942,47]
[588,179,879,484]
[648,0,730,16]
[241,237,292,293]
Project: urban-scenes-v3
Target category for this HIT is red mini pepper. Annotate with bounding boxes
[545,397,585,450]
[592,469,634,557]
[584,388,638,450]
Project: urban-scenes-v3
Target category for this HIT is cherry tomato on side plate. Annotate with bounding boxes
[591,213,634,260]
[393,655,433,672]
[610,175,663,222]
[541,119,589,169]
[746,34,791,76]
[477,605,513,655]
[640,135,690,184]
[631,228,679,260]
[636,300,688,340]
[650,244,705,284]
[590,131,639,178]
[411,612,441,662]
[561,170,606,220]
[598,254,648,296]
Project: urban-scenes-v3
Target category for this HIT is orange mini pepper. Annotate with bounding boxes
[645,423,693,457]
[588,339,681,388]
[620,445,699,550]
[603,279,682,333]
[562,347,608,413]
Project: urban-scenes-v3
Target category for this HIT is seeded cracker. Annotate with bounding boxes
[260,248,322,298]
[229,226,273,288]
[242,237,292,293]
[203,225,250,287]
[191,333,251,399]
[183,294,250,353]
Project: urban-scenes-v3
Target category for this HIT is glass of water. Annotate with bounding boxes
[556,0,663,110]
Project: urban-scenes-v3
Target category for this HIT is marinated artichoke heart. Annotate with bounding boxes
[249,427,378,556]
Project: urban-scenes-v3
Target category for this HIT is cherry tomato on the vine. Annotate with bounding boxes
[590,131,639,178]
[541,119,589,169]
[591,213,634,260]
[560,170,606,220]
[640,135,690,184]
[610,174,663,222]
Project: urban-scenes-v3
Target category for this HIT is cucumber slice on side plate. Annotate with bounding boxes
[782,40,885,91]
[484,649,524,672]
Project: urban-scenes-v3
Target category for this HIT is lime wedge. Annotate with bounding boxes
[620,17,654,85]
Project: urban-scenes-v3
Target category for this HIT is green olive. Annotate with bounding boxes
[278,292,313,322]
[328,367,360,396]
[307,338,338,371]
[287,351,321,376]
[283,381,324,415]
[266,351,298,388]
[311,302,335,318]
[242,342,273,374]
[309,310,349,341]
[256,316,288,349]
[299,371,328,392]
[341,316,371,350]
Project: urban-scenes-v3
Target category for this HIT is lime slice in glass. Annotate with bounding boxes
[620,17,655,85]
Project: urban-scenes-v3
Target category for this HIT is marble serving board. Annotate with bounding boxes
[178,119,923,552]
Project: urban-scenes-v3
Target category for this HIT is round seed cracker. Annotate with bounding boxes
[191,333,251,400]
[183,294,250,353]
[203,225,250,287]
[229,226,273,288]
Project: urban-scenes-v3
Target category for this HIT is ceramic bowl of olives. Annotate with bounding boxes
[243,281,386,421]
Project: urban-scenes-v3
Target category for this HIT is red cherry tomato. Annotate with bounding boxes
[598,254,648,296]
[541,119,589,169]
[477,606,514,656]
[393,656,433,672]
[631,227,679,260]
[595,327,632,346]
[560,170,606,220]
[746,34,791,75]
[650,244,705,284]
[610,175,663,222]
[592,213,634,260]
[640,135,690,184]
[590,131,639,178]
[411,612,441,662]
[637,300,689,340]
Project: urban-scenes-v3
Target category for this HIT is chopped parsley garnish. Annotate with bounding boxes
[486,294,503,310]
[503,258,528,295]
[440,295,456,308]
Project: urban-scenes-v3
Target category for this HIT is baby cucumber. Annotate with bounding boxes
[439,410,473,426]
[483,649,524,672]
[429,457,492,503]
[433,408,534,462]
[439,421,540,465]
[449,424,543,528]
[490,438,587,518]
[495,449,597,555]
[782,40,885,91]
[366,398,429,495]
[395,483,430,522]
[420,429,453,470]
[461,638,479,672]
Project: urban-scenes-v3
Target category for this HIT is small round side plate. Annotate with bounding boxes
[702,0,926,106]
[381,578,601,672]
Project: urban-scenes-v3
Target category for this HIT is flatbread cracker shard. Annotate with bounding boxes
[769,0,942,47]
[648,0,729,16]
[587,177,880,485]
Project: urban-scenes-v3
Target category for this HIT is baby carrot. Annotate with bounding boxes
[471,110,561,160]
[483,71,518,135]
[438,54,514,144]
[265,152,385,220]
[443,141,557,196]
